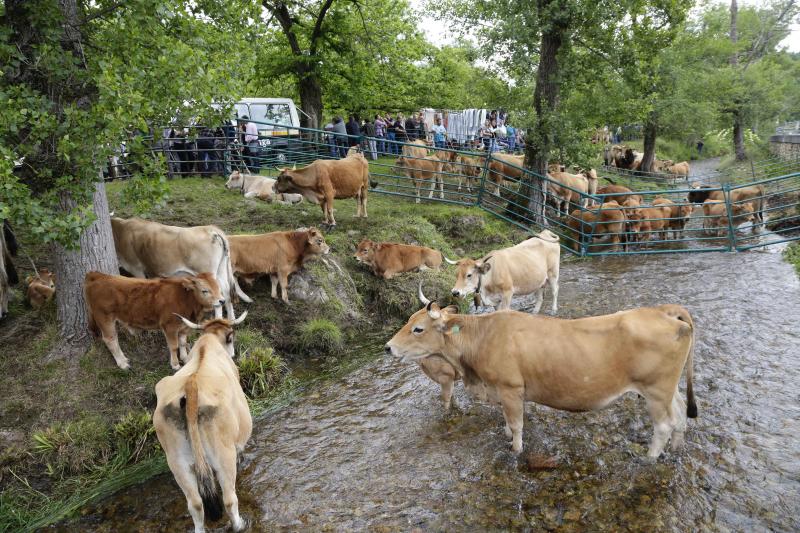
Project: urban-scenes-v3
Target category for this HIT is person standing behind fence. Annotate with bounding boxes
[324,120,337,158]
[505,120,517,153]
[333,116,347,158]
[242,116,261,173]
[386,115,398,155]
[196,127,215,176]
[431,117,447,149]
[479,120,494,151]
[374,114,386,156]
[405,114,417,141]
[395,114,408,143]
[363,118,377,160]
[346,115,361,148]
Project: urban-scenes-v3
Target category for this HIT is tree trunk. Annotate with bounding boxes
[298,71,323,130]
[51,179,119,349]
[516,0,568,226]
[729,0,747,161]
[640,115,657,172]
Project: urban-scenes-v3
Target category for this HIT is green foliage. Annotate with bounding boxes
[297,318,343,355]
[236,328,288,399]
[785,243,800,277]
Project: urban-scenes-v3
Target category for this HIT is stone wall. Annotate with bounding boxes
[770,134,800,160]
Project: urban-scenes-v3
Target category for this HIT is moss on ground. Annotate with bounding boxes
[0,175,532,531]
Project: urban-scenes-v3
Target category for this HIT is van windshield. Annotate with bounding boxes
[234,103,292,127]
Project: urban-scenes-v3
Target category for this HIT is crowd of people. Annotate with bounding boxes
[323,109,524,161]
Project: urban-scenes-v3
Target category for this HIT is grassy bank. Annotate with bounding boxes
[785,243,800,277]
[0,176,527,531]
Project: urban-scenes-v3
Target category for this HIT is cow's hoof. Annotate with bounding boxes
[170,363,181,371]
[118,361,131,371]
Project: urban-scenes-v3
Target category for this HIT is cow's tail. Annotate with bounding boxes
[212,231,252,305]
[183,376,224,520]
[678,309,698,419]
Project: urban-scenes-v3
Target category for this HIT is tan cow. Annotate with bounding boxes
[638,204,673,241]
[154,314,251,533]
[547,171,592,216]
[568,202,627,252]
[450,230,560,314]
[26,268,55,308]
[453,153,484,193]
[691,185,766,230]
[395,155,444,203]
[85,271,223,370]
[487,153,524,195]
[225,171,302,204]
[653,197,693,238]
[274,151,370,228]
[597,184,643,205]
[354,239,448,279]
[667,161,690,177]
[386,296,698,458]
[229,228,330,303]
[111,217,250,319]
[702,200,755,236]
[402,139,429,159]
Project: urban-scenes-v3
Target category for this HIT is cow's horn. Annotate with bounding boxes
[231,310,248,325]
[174,313,202,330]
[483,254,494,263]
[418,282,431,306]
[291,163,297,170]
[443,256,458,265]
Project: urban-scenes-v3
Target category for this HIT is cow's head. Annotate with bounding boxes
[225,171,243,190]
[34,268,56,288]
[451,256,492,298]
[732,202,755,224]
[353,239,375,264]
[385,286,460,363]
[305,228,330,257]
[176,311,247,358]
[625,208,646,239]
[687,186,713,204]
[182,273,224,313]
[275,168,300,193]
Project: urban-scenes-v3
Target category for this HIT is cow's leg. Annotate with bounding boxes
[645,394,674,460]
[98,320,129,370]
[215,446,245,532]
[415,180,421,204]
[499,386,525,453]
[354,191,362,218]
[162,435,205,533]
[670,392,687,451]
[440,377,455,411]
[269,274,278,299]
[164,328,181,370]
[361,187,368,218]
[499,289,513,310]
[549,276,560,315]
[531,287,544,314]
[438,177,444,199]
[179,330,189,364]
[326,197,336,227]
[279,270,290,303]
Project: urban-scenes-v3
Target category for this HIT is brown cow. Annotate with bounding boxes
[26,268,55,308]
[638,204,673,241]
[487,153,524,195]
[229,228,330,303]
[547,171,592,217]
[154,313,250,533]
[395,155,444,203]
[354,239,448,279]
[85,271,224,370]
[702,200,755,236]
[453,153,484,193]
[667,161,690,177]
[274,151,369,228]
[402,139,429,159]
[387,296,697,458]
[690,185,766,230]
[568,201,627,252]
[653,197,693,238]
[597,184,644,205]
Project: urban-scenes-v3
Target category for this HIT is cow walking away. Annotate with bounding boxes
[85,272,224,370]
[387,292,698,459]
[354,239,451,279]
[229,228,330,303]
[111,217,251,319]
[450,230,560,313]
[274,151,370,228]
[154,314,251,533]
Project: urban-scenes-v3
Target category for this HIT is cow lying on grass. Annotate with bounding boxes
[225,171,303,204]
[229,228,330,303]
[154,313,251,533]
[85,272,223,370]
[274,151,370,228]
[387,291,698,459]
[354,239,450,279]
[450,230,561,314]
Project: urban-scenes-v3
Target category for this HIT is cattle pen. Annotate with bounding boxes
[107,120,800,256]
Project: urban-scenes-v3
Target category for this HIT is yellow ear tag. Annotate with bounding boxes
[451,325,460,334]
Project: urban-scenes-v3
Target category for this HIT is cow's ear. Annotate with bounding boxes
[478,262,492,274]
[181,278,195,291]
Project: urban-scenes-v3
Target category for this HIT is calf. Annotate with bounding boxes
[653,197,693,238]
[229,228,330,303]
[689,185,766,230]
[453,153,483,193]
[702,200,755,236]
[451,230,560,313]
[638,204,673,241]
[395,155,444,203]
[568,202,626,252]
[225,170,303,204]
[26,268,55,308]
[85,272,223,370]
[154,314,251,533]
[354,239,447,279]
[487,153,524,195]
[667,161,690,177]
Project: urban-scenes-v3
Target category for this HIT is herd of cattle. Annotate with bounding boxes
[0,148,715,532]
[603,144,691,177]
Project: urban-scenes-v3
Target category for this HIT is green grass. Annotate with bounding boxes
[0,173,527,531]
[784,243,800,276]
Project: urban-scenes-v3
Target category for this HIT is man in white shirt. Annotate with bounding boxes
[242,116,261,172]
[431,117,447,148]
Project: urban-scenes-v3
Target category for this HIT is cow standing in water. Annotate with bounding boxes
[387,290,698,459]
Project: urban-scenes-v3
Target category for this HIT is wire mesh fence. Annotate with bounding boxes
[106,120,800,256]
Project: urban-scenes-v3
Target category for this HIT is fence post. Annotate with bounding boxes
[750,159,757,181]
[475,152,493,207]
[722,184,737,252]
[584,202,600,257]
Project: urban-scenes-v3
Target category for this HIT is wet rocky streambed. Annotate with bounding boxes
[55,246,800,532]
